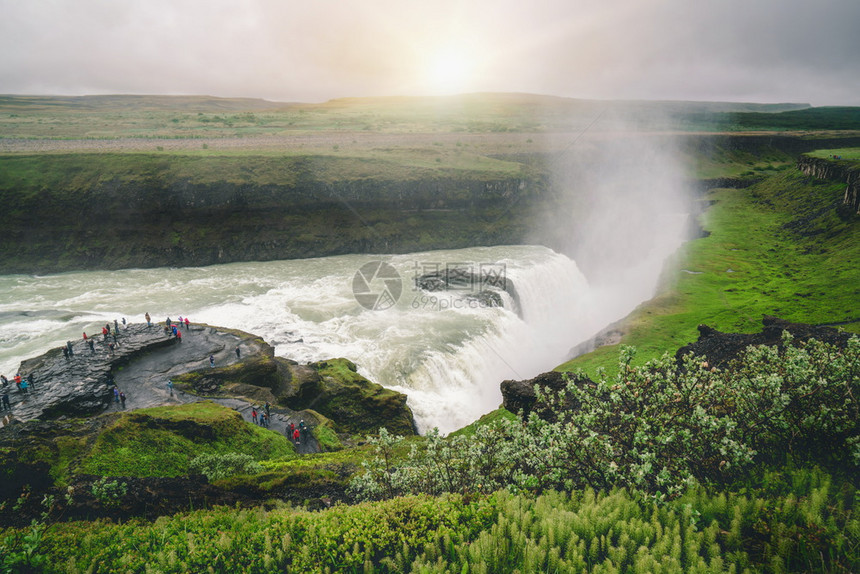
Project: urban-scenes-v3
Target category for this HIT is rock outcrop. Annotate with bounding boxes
[500,370,596,421]
[674,315,856,369]
[797,154,860,217]
[5,323,416,439]
[9,324,180,421]
[416,268,519,313]
[279,358,417,436]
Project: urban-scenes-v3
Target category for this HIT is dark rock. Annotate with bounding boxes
[10,324,179,421]
[416,268,519,314]
[501,370,595,421]
[674,315,856,369]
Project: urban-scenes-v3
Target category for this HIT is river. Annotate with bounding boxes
[0,243,677,433]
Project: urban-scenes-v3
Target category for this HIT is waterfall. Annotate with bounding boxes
[0,243,677,435]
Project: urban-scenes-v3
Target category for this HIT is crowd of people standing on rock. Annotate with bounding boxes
[160,315,191,340]
[4,313,316,453]
[62,318,130,360]
[1,372,36,408]
[249,403,314,448]
[2,312,191,415]
[288,420,311,446]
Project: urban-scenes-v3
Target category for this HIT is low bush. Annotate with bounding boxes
[351,334,859,503]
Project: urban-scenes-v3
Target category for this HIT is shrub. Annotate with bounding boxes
[188,452,262,482]
[90,478,127,509]
[350,335,859,503]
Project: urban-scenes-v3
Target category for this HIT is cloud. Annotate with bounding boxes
[0,0,857,104]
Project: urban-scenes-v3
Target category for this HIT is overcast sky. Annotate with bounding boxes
[1,0,858,106]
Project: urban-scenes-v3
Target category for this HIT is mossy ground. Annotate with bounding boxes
[78,402,294,477]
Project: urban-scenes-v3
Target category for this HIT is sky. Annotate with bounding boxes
[1,0,859,106]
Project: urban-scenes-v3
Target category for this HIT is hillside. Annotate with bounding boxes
[557,149,860,377]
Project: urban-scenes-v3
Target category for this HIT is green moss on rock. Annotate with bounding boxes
[284,358,416,436]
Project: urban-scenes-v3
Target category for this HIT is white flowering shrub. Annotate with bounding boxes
[189,452,263,482]
[350,334,859,503]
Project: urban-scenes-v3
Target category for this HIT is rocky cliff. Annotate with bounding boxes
[796,154,860,216]
[0,163,544,274]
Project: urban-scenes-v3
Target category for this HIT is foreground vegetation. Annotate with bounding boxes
[1,335,857,573]
[0,468,848,574]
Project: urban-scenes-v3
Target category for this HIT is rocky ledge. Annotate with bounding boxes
[796,154,860,217]
[4,323,416,437]
[674,315,856,369]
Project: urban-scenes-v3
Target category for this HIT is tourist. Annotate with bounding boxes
[0,375,8,387]
[122,317,127,328]
[66,340,74,356]
[178,316,183,327]
[184,317,190,329]
[167,380,174,396]
[102,326,109,341]
[26,373,35,390]
[114,319,119,333]
[119,391,126,408]
[209,355,215,368]
[88,339,95,353]
[113,386,120,402]
[264,402,270,418]
[14,374,21,389]
[83,332,88,340]
[145,312,151,326]
[62,346,69,360]
[1,392,10,411]
[300,420,310,442]
[176,329,182,342]
[235,347,241,359]
[166,317,172,328]
[251,408,258,424]
[293,427,301,446]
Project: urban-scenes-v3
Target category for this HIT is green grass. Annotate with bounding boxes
[808,147,860,160]
[558,167,860,377]
[0,152,522,195]
[448,407,517,439]
[78,402,294,477]
[20,466,856,573]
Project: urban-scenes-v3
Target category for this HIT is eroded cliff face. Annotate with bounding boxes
[0,174,546,274]
[797,155,860,216]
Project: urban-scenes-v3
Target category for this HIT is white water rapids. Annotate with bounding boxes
[0,242,682,434]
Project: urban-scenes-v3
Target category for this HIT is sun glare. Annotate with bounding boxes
[424,47,473,94]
